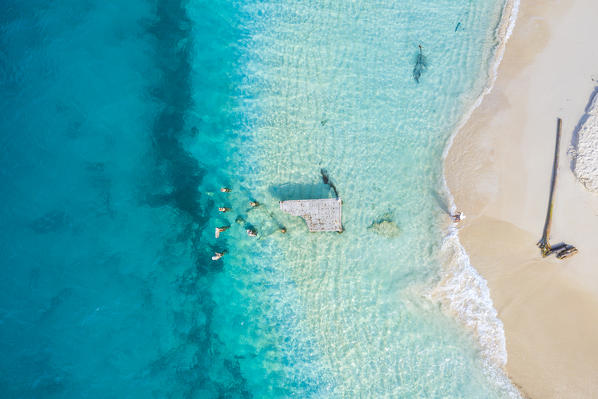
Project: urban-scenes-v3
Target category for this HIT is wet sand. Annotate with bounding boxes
[445,0,598,397]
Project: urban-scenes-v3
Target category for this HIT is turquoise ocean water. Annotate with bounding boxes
[0,0,519,397]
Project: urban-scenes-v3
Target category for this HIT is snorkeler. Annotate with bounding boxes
[246,228,257,237]
[215,226,229,238]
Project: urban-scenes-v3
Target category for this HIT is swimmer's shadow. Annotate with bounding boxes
[269,183,334,201]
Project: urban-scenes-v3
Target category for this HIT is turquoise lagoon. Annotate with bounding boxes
[0,0,519,397]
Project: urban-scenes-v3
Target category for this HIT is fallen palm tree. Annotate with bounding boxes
[537,118,578,259]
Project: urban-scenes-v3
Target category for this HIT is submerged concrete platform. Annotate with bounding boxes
[279,198,343,232]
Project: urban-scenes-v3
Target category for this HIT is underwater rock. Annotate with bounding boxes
[368,215,400,237]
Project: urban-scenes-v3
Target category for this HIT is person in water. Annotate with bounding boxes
[220,187,231,193]
[215,226,229,238]
[451,211,466,222]
[211,251,225,261]
[246,228,257,237]
[218,207,231,213]
[249,201,259,207]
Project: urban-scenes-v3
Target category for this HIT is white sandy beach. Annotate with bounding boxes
[445,0,598,397]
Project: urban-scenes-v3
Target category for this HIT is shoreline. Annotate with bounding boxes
[434,0,520,386]
[444,0,598,397]
[441,0,520,163]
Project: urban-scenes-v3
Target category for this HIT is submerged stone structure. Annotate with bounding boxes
[368,218,400,238]
[279,198,343,232]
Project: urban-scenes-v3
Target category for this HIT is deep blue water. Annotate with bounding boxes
[0,1,258,397]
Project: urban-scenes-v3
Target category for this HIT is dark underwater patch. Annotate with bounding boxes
[0,352,70,398]
[29,210,71,234]
[142,1,252,397]
[145,0,205,223]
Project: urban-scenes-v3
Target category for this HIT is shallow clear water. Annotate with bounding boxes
[0,0,518,397]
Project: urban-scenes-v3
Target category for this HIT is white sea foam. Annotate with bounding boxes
[431,229,522,398]
[433,229,507,366]
[571,88,598,193]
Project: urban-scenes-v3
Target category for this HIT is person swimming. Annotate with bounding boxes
[218,207,231,213]
[211,251,225,261]
[246,228,257,237]
[220,187,231,193]
[215,226,229,238]
[249,201,259,207]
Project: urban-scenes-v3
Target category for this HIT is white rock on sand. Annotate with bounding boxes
[572,89,598,193]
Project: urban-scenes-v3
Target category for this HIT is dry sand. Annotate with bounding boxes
[445,0,598,397]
